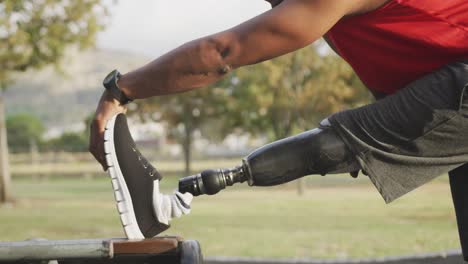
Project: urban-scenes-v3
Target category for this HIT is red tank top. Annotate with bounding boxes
[326,0,468,94]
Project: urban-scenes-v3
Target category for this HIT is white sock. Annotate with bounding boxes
[152,180,193,225]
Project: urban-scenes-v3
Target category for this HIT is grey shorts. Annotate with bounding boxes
[328,61,468,203]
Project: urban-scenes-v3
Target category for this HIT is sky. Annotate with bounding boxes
[97,1,270,58]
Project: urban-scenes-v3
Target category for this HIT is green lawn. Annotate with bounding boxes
[0,175,460,259]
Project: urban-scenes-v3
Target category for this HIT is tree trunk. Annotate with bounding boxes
[30,138,39,180]
[0,94,12,203]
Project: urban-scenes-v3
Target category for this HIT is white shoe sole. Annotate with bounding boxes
[104,114,145,240]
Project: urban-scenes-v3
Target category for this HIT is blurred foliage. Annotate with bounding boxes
[6,112,90,153]
[38,113,92,153]
[6,113,44,152]
[44,132,88,152]
[226,45,372,141]
[0,0,107,87]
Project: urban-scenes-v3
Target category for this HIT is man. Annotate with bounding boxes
[90,0,468,257]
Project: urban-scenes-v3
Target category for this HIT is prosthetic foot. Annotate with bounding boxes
[104,114,192,239]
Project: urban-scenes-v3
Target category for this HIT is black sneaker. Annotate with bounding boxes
[104,113,169,239]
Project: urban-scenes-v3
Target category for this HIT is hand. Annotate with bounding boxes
[264,0,283,8]
[89,90,127,170]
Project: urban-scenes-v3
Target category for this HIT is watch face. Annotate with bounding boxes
[104,70,117,86]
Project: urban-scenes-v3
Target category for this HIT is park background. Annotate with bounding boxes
[0,0,461,260]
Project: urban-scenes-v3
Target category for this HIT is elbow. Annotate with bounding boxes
[169,33,241,90]
[202,33,241,76]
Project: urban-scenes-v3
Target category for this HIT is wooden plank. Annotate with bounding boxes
[112,236,181,256]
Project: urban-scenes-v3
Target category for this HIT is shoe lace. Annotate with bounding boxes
[132,147,159,179]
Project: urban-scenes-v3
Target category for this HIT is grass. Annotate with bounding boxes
[10,158,242,177]
[0,174,460,259]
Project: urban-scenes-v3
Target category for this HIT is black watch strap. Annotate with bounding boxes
[103,69,133,105]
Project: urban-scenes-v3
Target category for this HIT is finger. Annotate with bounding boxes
[88,124,99,161]
[88,122,101,161]
[89,119,107,170]
[89,137,106,171]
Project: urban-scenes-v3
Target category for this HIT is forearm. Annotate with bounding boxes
[117,23,302,100]
[118,32,240,99]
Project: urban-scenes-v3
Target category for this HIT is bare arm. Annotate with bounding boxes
[118,0,366,99]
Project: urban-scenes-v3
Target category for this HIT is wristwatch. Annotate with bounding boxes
[103,69,133,105]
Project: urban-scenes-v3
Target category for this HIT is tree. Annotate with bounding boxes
[133,81,229,175]
[6,113,44,153]
[225,45,371,141]
[0,0,106,203]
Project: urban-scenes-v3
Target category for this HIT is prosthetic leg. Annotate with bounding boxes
[179,124,360,196]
